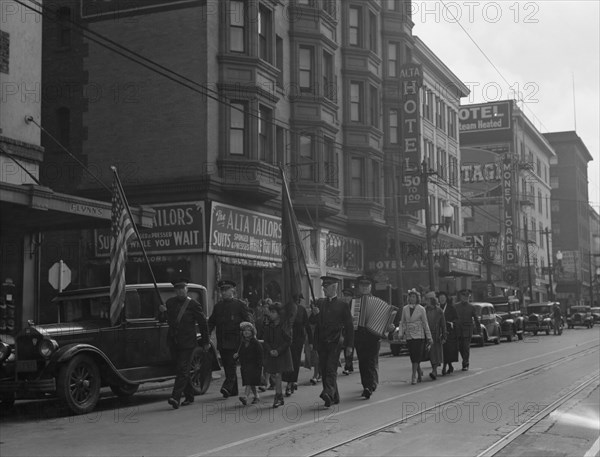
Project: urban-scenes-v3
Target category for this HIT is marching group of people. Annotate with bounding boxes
[163,275,481,411]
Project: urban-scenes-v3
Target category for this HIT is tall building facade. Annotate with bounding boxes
[460,101,555,304]
[38,0,470,314]
[544,131,594,309]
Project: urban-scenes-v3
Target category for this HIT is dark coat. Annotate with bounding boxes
[208,298,252,350]
[309,296,354,348]
[454,300,480,338]
[290,305,313,347]
[442,301,459,363]
[166,296,209,350]
[262,321,293,374]
[238,338,263,386]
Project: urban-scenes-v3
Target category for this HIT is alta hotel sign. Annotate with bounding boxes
[209,202,282,263]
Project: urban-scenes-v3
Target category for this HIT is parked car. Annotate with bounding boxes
[567,305,595,329]
[470,302,501,347]
[524,302,554,335]
[590,307,600,325]
[0,283,220,414]
[488,296,524,341]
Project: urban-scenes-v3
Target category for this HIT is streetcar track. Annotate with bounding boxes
[307,343,599,457]
[192,341,599,457]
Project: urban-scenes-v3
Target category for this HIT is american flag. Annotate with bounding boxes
[109,177,135,325]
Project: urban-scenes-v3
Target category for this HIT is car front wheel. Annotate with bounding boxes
[57,354,101,415]
[189,347,212,395]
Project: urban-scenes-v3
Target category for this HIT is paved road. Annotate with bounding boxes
[1,328,598,457]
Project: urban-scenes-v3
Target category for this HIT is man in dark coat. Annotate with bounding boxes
[165,279,209,409]
[208,280,253,398]
[454,289,480,371]
[354,275,384,399]
[309,276,354,408]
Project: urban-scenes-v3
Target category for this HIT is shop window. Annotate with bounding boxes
[326,233,363,271]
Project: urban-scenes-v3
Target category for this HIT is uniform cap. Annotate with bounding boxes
[457,288,472,295]
[341,288,354,296]
[172,278,189,289]
[320,276,340,286]
[356,275,373,284]
[218,279,237,290]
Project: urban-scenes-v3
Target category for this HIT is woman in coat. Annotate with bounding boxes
[262,301,293,408]
[439,291,459,375]
[282,294,313,396]
[424,292,447,380]
[399,289,433,385]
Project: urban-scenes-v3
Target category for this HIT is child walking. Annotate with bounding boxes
[263,301,293,408]
[234,321,263,405]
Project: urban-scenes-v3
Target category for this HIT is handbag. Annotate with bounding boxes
[422,341,431,362]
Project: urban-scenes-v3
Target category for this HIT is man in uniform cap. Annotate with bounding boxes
[165,279,210,409]
[208,279,252,398]
[309,276,354,408]
[353,275,387,399]
[454,288,479,371]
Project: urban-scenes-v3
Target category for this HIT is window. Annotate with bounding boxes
[422,88,433,121]
[449,156,458,186]
[0,30,8,74]
[229,1,245,53]
[322,51,335,101]
[372,160,380,202]
[369,85,378,127]
[229,102,246,155]
[447,109,457,139]
[350,157,363,196]
[57,7,71,48]
[322,0,336,17]
[57,107,70,147]
[389,109,398,144]
[299,46,313,92]
[550,176,558,189]
[299,134,314,181]
[276,126,286,165]
[276,35,283,87]
[349,6,361,46]
[436,99,446,131]
[368,11,377,52]
[551,199,559,212]
[258,6,272,63]
[438,148,447,179]
[258,105,272,162]
[387,42,398,77]
[350,82,362,122]
[324,137,337,187]
[538,190,543,214]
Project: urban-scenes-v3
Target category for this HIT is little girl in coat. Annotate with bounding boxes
[262,302,293,408]
[234,321,263,405]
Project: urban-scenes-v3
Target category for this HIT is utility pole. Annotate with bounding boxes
[423,160,435,290]
[544,228,553,301]
[524,215,534,304]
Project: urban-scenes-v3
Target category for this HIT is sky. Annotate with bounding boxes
[412,0,600,212]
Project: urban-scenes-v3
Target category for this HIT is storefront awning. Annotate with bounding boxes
[439,255,481,277]
[0,182,154,231]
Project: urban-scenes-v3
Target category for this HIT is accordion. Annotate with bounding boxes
[352,295,397,338]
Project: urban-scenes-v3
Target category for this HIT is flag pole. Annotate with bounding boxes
[110,166,165,310]
[279,166,316,305]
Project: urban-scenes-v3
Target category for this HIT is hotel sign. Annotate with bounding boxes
[459,101,512,133]
[399,63,425,211]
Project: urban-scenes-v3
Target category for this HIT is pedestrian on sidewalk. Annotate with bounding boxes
[282,294,313,396]
[165,279,210,409]
[439,291,459,375]
[454,289,480,371]
[262,301,293,408]
[341,287,355,375]
[234,321,263,405]
[399,289,432,385]
[424,291,447,380]
[309,276,354,408]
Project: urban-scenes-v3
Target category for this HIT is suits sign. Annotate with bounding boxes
[399,64,425,211]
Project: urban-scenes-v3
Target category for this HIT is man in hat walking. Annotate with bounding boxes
[353,275,385,399]
[309,276,354,408]
[165,279,210,409]
[454,289,480,371]
[208,280,253,398]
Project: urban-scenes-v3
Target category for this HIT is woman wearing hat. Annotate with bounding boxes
[399,289,432,385]
[439,291,459,375]
[263,301,293,408]
[234,321,263,405]
[282,294,313,397]
[424,291,447,380]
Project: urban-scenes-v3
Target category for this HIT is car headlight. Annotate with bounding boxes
[38,339,59,359]
[0,342,11,363]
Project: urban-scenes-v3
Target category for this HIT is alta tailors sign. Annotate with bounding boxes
[95,202,205,256]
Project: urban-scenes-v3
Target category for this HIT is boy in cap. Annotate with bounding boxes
[166,279,210,409]
[208,279,253,398]
[309,276,354,408]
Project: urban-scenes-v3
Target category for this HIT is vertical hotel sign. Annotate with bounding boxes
[399,64,425,211]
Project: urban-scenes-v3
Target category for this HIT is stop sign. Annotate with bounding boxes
[48,260,71,291]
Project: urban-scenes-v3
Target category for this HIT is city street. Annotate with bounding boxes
[1,329,598,457]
